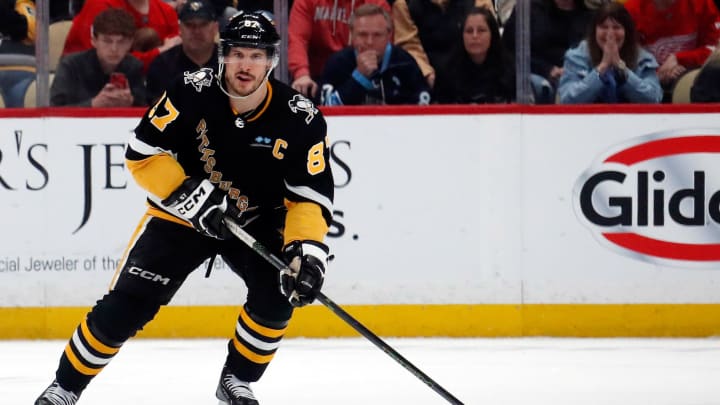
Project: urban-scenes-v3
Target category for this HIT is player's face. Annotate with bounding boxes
[463,14,491,61]
[351,14,391,58]
[222,47,272,96]
[180,18,218,54]
[92,33,133,70]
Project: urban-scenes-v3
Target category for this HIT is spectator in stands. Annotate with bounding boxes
[0,0,35,108]
[557,2,662,104]
[146,0,218,104]
[62,0,181,72]
[502,0,593,104]
[51,7,146,107]
[167,0,237,30]
[288,0,391,100]
[319,4,430,105]
[434,6,515,103]
[690,50,720,102]
[624,0,720,100]
[392,0,494,89]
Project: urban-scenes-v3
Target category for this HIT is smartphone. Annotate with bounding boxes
[109,72,128,89]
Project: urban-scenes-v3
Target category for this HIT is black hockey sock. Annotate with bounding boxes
[55,318,123,393]
[225,305,288,382]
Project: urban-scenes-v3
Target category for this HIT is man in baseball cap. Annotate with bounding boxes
[179,0,217,21]
[146,0,220,103]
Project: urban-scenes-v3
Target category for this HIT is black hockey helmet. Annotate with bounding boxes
[219,10,280,61]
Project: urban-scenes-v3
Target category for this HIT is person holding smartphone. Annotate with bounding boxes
[51,7,147,107]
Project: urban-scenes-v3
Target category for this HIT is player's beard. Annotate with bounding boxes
[225,70,265,97]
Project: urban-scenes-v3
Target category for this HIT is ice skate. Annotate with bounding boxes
[34,379,79,405]
[215,366,259,405]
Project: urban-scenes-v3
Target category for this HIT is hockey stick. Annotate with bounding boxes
[224,218,464,405]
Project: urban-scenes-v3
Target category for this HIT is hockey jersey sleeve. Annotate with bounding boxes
[126,89,187,200]
[284,201,328,245]
[280,98,334,244]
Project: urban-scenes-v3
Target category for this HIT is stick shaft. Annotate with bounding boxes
[224,219,464,405]
[315,292,464,404]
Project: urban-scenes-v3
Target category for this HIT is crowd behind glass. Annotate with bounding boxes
[1,0,720,108]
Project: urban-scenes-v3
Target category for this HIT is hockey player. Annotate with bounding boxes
[35,11,334,405]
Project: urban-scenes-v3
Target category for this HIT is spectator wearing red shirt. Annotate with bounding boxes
[288,0,391,99]
[63,0,180,71]
[624,0,720,90]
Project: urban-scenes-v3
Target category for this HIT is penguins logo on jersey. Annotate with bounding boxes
[184,68,214,92]
[288,94,318,124]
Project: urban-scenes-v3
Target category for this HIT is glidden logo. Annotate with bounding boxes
[573,129,720,265]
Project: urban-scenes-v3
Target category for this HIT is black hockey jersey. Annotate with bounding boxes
[126,67,334,245]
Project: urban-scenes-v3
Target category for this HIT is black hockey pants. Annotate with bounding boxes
[55,215,293,393]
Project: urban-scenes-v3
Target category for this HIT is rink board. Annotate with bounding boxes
[2,105,720,338]
[4,303,720,339]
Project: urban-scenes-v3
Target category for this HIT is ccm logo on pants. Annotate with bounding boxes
[128,266,171,285]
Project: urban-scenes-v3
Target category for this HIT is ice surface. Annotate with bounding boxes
[4,337,720,404]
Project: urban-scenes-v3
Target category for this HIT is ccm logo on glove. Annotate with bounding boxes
[175,181,213,218]
[162,177,243,240]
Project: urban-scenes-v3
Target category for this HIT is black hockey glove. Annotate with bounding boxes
[162,177,242,240]
[280,240,329,307]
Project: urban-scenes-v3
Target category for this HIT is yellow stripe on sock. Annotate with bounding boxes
[231,337,276,364]
[238,307,286,339]
[63,344,103,376]
[80,320,120,356]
